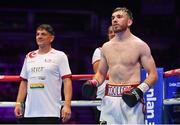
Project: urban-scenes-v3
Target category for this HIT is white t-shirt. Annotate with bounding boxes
[20,48,71,117]
[92,48,108,100]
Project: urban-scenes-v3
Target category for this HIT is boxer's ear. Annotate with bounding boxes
[127,19,133,27]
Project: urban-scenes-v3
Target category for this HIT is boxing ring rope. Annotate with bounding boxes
[163,68,180,77]
[163,98,180,105]
[0,100,102,107]
[0,74,96,82]
[0,68,179,107]
[0,68,179,82]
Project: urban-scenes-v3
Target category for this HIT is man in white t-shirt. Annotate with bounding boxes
[14,24,72,124]
[91,25,115,123]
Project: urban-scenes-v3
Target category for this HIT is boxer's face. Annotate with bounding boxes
[111,10,132,33]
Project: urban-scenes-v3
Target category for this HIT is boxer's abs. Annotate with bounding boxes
[108,64,141,84]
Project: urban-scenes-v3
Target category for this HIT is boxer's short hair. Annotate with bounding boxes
[113,7,133,20]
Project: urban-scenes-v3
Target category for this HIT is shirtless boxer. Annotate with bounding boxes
[82,7,158,124]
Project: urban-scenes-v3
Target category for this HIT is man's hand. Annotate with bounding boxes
[82,79,98,98]
[14,103,23,118]
[122,88,143,107]
[61,105,71,123]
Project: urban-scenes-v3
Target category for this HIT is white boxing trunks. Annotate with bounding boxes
[100,83,145,124]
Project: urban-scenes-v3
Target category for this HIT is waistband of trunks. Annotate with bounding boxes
[105,83,139,97]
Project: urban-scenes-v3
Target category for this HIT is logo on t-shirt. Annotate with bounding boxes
[45,58,52,63]
[28,51,37,58]
[31,67,44,73]
[30,83,45,89]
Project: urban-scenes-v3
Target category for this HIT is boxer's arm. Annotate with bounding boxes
[82,50,108,97]
[140,43,158,88]
[94,51,108,86]
[82,61,107,97]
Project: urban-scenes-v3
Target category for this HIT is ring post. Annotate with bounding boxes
[163,74,180,124]
[141,68,164,124]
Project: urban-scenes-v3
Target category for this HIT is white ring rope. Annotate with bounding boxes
[163,98,180,105]
[0,100,102,107]
[1,98,180,108]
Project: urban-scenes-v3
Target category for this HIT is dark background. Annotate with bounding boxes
[0,0,179,124]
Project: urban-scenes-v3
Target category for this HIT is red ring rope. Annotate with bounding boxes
[0,74,96,82]
[163,68,180,77]
[0,68,179,82]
